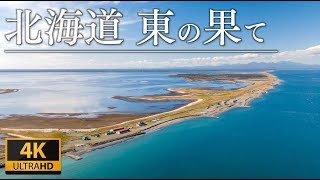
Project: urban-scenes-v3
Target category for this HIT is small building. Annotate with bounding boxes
[112,127,125,132]
[150,119,159,122]
[136,121,147,127]
[75,144,85,148]
[82,136,90,141]
[92,133,100,138]
[116,128,130,134]
[105,130,115,135]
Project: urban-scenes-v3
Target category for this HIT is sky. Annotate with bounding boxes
[0,1,320,69]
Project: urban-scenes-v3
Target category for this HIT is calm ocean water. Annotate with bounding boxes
[0,70,319,178]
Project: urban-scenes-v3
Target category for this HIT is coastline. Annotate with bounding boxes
[63,72,281,160]
[0,71,282,164]
[64,90,264,160]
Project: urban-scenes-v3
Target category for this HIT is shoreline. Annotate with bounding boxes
[0,71,282,164]
[64,73,281,160]
[64,93,258,160]
[65,115,201,159]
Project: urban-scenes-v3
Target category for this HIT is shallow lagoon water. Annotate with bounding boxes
[0,70,249,117]
[1,70,319,178]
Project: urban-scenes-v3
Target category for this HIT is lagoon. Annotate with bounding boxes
[1,70,319,178]
[0,70,249,118]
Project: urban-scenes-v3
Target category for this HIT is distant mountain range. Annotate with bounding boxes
[183,61,320,70]
[1,61,319,71]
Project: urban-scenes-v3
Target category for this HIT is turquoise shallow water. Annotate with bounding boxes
[1,70,320,178]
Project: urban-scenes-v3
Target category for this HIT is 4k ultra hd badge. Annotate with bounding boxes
[5,138,61,174]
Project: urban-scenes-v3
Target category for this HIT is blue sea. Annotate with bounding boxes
[0,70,320,178]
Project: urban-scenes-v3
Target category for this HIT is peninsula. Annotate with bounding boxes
[0,89,19,94]
[0,71,281,164]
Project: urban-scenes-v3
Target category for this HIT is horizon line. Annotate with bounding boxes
[4,49,279,53]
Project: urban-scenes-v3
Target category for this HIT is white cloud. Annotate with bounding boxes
[0,1,319,69]
[271,45,320,60]
[155,44,320,67]
[0,1,29,8]
[1,44,320,69]
[88,1,121,5]
[121,19,141,26]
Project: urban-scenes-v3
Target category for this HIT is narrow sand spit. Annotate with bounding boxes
[0,72,281,162]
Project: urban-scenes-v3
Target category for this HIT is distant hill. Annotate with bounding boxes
[183,61,320,70]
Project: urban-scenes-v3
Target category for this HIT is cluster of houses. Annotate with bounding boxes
[82,121,149,141]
